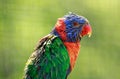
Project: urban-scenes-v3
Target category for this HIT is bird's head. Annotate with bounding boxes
[52,12,92,42]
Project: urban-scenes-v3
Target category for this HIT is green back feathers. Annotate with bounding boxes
[24,34,70,79]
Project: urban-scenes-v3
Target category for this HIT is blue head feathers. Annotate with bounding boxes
[64,12,88,42]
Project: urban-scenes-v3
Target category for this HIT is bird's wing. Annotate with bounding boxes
[23,34,70,79]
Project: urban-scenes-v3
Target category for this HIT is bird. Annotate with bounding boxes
[23,12,92,79]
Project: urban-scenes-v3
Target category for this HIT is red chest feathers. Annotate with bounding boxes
[63,42,80,70]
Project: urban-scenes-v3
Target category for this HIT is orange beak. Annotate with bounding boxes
[80,24,92,37]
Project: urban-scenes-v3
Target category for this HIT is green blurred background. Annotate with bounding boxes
[0,0,120,79]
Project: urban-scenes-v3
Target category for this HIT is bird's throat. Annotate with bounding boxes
[63,41,80,70]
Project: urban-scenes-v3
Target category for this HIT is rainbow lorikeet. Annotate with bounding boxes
[23,12,92,79]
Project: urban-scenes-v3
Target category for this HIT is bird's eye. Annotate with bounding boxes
[73,22,80,27]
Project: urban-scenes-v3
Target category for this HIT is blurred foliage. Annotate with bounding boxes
[0,0,120,79]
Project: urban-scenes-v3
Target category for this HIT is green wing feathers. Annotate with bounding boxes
[23,34,70,79]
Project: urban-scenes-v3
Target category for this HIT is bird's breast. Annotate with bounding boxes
[63,42,80,70]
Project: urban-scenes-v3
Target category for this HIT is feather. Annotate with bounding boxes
[23,34,70,79]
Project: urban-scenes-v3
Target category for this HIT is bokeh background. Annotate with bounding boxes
[0,0,120,79]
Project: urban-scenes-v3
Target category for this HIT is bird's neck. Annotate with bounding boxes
[51,18,67,41]
[51,18,81,70]
[63,41,80,70]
